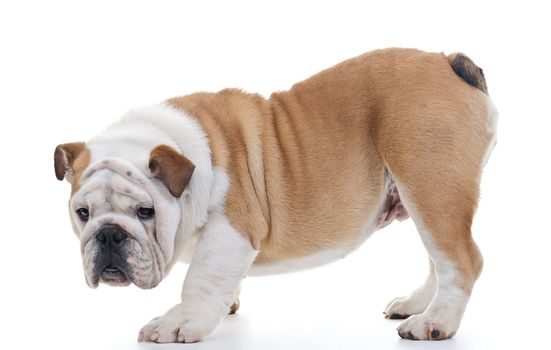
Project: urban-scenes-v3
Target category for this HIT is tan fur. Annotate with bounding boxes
[54,142,91,194]
[167,48,495,273]
[149,145,196,197]
[71,148,91,194]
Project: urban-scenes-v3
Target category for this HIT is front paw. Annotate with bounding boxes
[384,294,429,319]
[138,304,221,343]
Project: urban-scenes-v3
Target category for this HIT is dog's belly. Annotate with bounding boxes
[247,223,378,276]
[247,176,409,276]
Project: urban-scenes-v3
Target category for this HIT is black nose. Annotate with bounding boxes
[96,225,129,247]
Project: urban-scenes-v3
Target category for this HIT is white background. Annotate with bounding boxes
[1,1,550,349]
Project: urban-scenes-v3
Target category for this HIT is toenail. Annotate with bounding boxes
[389,313,409,319]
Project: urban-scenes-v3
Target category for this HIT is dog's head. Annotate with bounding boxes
[54,142,195,289]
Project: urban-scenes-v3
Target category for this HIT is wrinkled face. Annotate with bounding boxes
[56,142,196,290]
[70,162,181,289]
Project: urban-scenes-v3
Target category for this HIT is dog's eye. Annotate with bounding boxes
[137,207,155,220]
[76,208,89,222]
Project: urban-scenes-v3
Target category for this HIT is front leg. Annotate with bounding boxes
[139,215,257,343]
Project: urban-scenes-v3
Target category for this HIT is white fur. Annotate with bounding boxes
[208,166,231,209]
[248,248,356,276]
[482,96,499,166]
[178,167,230,264]
[138,213,258,343]
[384,261,437,318]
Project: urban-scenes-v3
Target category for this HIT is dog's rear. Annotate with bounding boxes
[376,49,496,340]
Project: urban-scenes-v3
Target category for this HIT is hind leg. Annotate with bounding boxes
[384,258,436,319]
[392,176,483,340]
[374,69,495,339]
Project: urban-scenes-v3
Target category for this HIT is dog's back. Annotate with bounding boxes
[169,49,496,269]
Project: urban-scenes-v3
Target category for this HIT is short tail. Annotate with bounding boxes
[447,53,488,94]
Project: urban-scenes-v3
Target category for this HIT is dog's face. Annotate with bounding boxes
[55,142,195,289]
[70,167,165,289]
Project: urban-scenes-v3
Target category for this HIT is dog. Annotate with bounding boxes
[54,48,497,342]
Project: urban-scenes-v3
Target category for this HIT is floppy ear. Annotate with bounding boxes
[149,145,195,198]
[54,142,86,181]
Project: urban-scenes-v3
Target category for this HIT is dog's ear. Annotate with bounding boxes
[149,145,195,198]
[54,142,87,181]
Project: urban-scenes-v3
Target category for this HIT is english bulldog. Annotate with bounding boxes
[54,48,497,342]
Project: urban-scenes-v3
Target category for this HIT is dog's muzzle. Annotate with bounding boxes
[94,224,132,285]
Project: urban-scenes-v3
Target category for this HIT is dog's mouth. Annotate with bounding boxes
[85,241,162,289]
[100,265,131,286]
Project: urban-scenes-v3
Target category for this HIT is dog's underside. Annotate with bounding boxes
[55,48,497,342]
